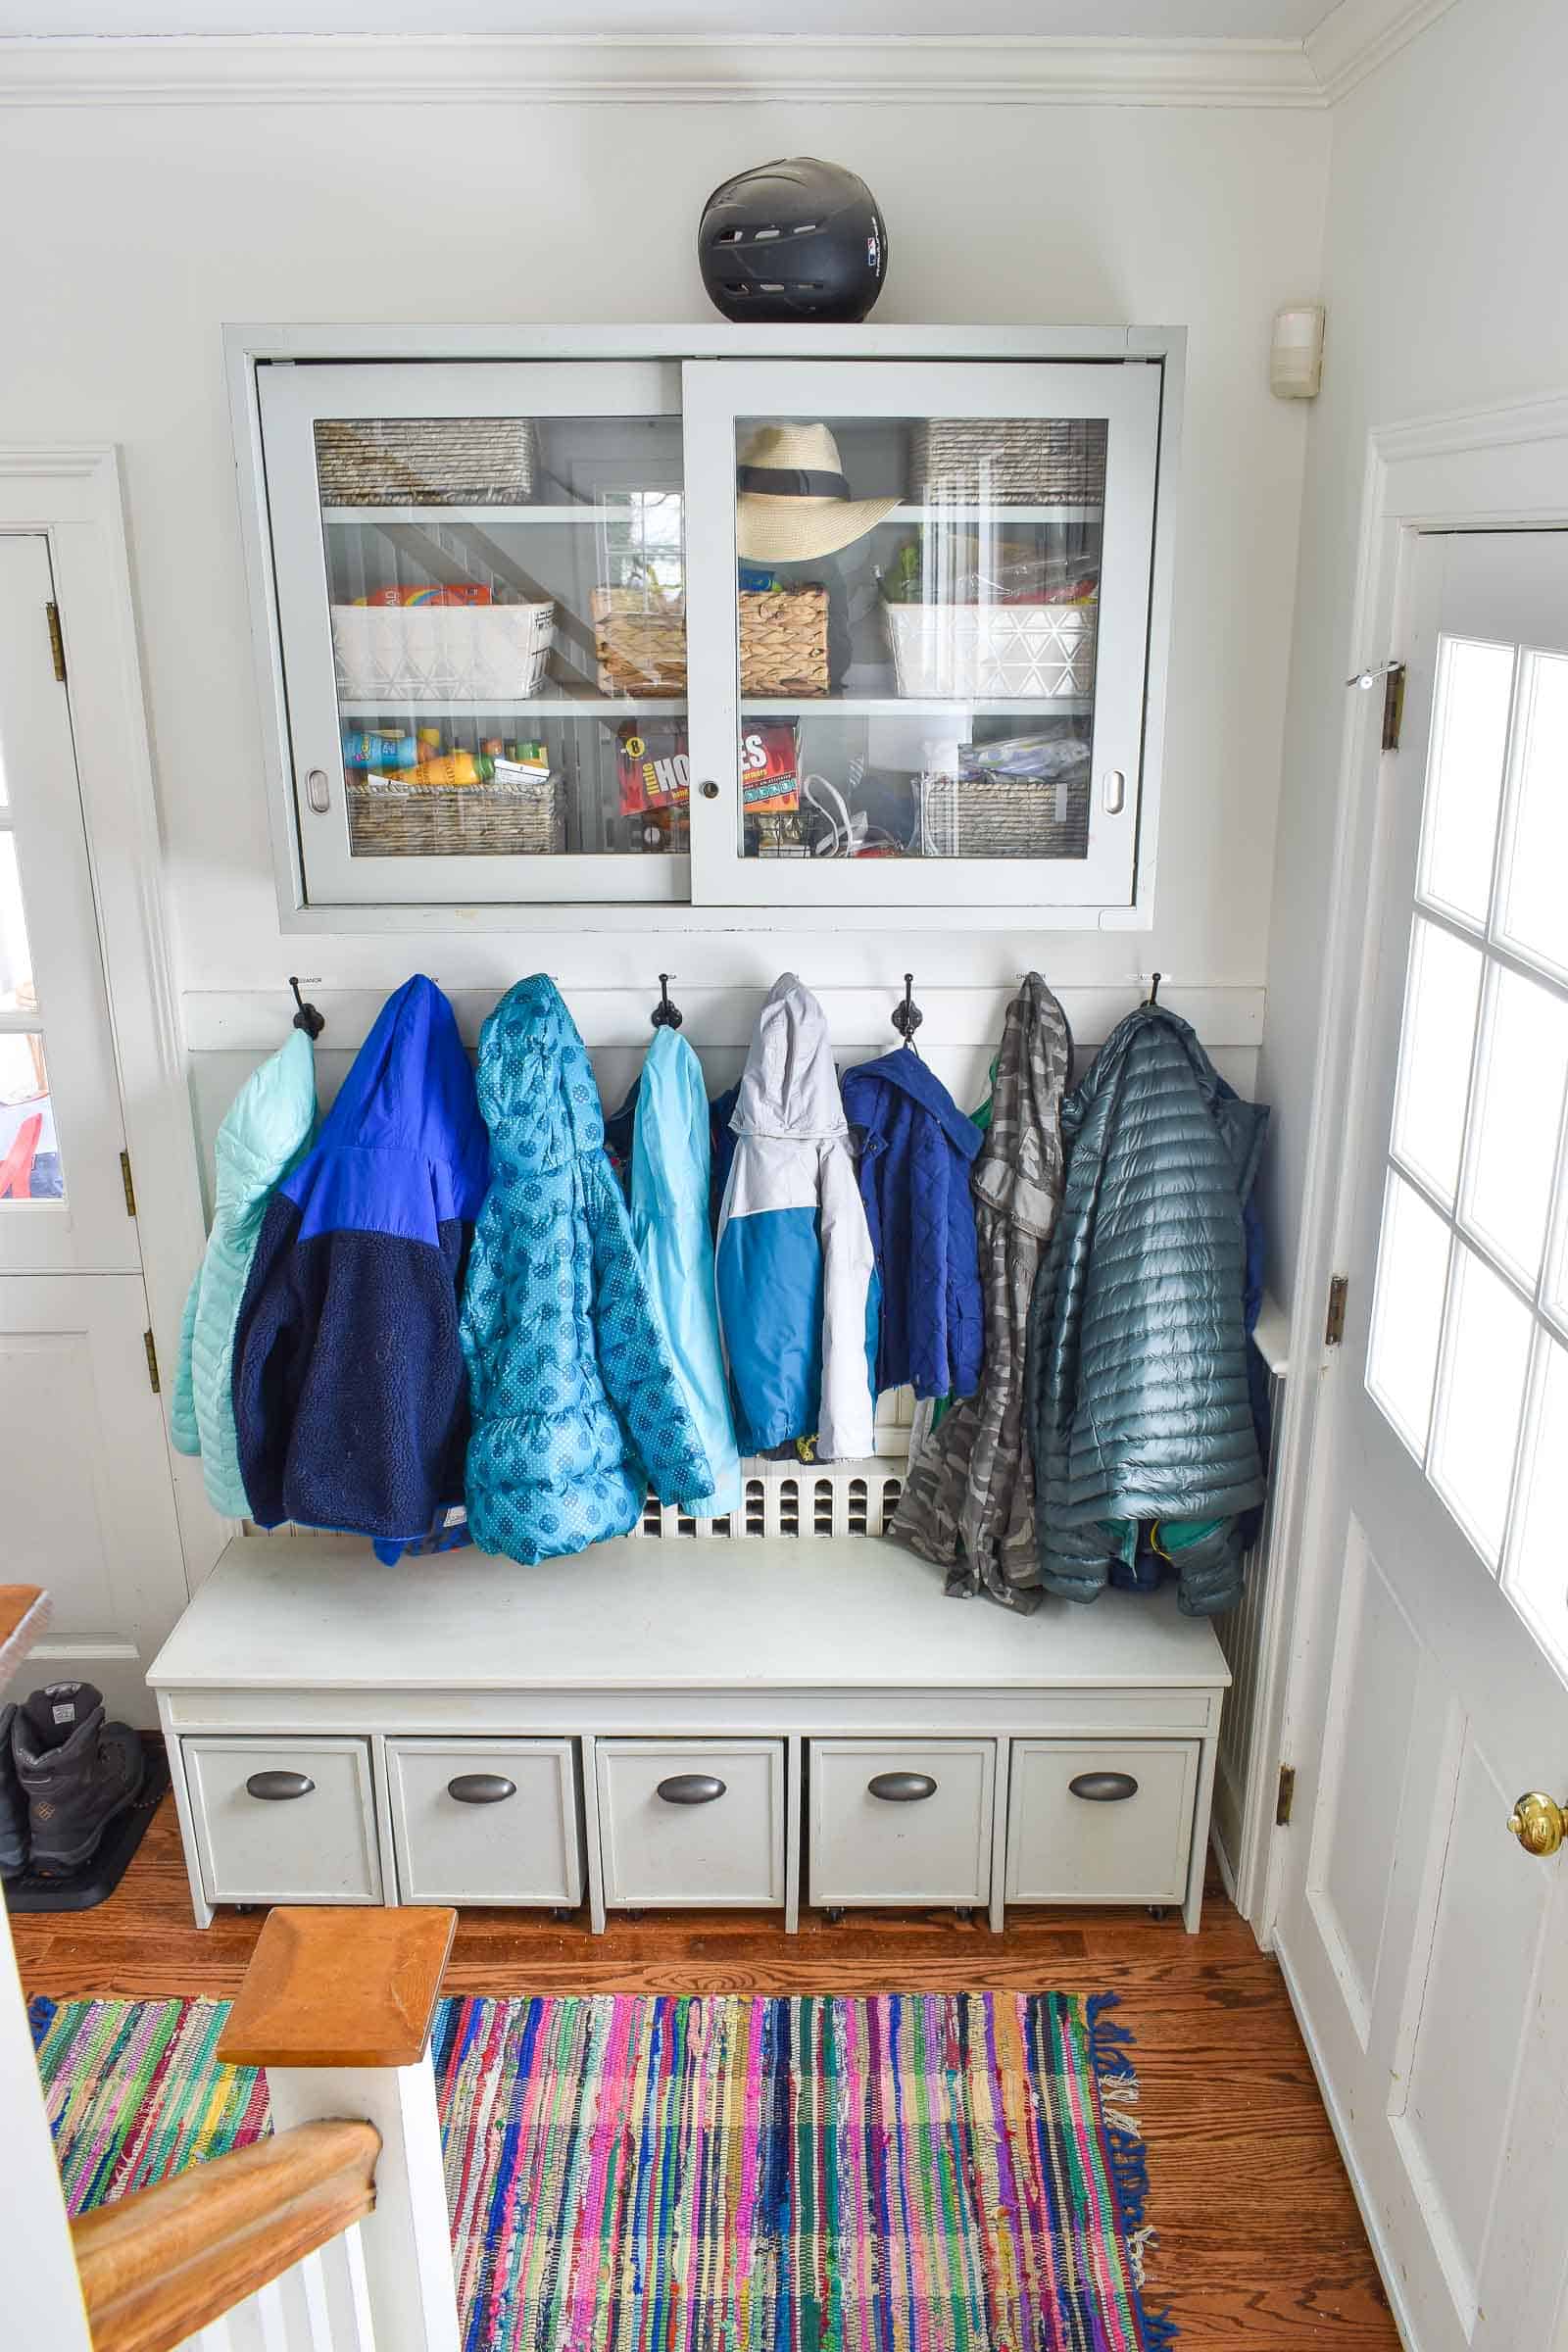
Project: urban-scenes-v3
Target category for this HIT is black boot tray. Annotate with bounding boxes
[5,1740,170,1914]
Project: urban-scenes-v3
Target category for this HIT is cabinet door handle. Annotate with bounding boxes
[698,780,719,802]
[1102,768,1126,815]
[656,1773,726,1805]
[868,1771,937,1803]
[305,768,332,814]
[1068,1771,1139,1802]
[448,1773,516,1805]
[245,1769,315,1801]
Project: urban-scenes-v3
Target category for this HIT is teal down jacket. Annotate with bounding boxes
[171,1029,316,1518]
[1027,1005,1268,1616]
[460,977,713,1567]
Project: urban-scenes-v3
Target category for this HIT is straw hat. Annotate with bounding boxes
[736,422,901,564]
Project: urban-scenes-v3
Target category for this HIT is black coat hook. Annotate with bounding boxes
[891,972,923,1050]
[1146,971,1162,1007]
[651,973,683,1031]
[288,976,325,1040]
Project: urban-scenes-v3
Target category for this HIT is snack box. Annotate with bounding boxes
[616,720,800,817]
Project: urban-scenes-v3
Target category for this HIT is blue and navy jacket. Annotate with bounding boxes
[842,1047,985,1403]
[231,976,489,1545]
[715,975,878,1461]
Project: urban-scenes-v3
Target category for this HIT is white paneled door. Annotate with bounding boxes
[0,533,187,1725]
[1279,533,1568,2352]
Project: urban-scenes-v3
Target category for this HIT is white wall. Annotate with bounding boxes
[1259,0,1568,1307]
[0,87,1325,1136]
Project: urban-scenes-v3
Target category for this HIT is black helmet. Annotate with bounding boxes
[699,158,888,324]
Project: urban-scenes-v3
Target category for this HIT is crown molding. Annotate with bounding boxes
[0,30,1325,109]
[1304,0,1464,105]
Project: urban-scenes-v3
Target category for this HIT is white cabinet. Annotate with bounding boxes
[183,1736,381,1906]
[1004,1739,1200,1906]
[386,1738,581,1908]
[808,1738,995,1909]
[595,1739,787,1911]
[234,327,1179,925]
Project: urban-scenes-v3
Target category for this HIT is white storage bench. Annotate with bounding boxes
[149,1535,1230,1935]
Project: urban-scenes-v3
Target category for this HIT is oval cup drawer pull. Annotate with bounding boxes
[245,1769,315,1801]
[656,1773,726,1805]
[448,1773,516,1804]
[868,1771,938,1803]
[1068,1771,1139,1802]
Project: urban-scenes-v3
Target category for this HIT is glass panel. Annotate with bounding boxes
[1496,650,1568,975]
[1390,917,1483,1205]
[316,415,688,858]
[1429,1242,1534,1568]
[731,413,1104,860]
[0,833,35,1013]
[0,1033,62,1201]
[1367,1170,1451,1455]
[1461,964,1568,1287]
[1417,636,1514,925]
[1505,1336,1568,1672]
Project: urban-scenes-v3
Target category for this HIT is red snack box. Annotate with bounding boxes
[616,720,800,816]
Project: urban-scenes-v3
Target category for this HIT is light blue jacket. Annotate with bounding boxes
[629,1027,742,1518]
[172,1029,316,1518]
[461,977,712,1566]
[716,975,878,1461]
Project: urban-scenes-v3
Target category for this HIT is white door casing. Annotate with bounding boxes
[1273,520,1568,2352]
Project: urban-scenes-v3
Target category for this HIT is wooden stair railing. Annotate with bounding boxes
[72,2118,381,2352]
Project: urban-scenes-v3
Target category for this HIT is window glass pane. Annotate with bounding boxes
[0,1033,62,1201]
[1367,1171,1451,1455]
[1497,651,1568,975]
[1506,1336,1568,1673]
[316,415,690,859]
[1430,1243,1534,1569]
[1390,918,1483,1205]
[1462,964,1568,1287]
[0,833,34,1012]
[1417,636,1514,925]
[731,414,1104,861]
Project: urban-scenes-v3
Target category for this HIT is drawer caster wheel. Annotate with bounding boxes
[823,1906,846,1925]
[1146,1904,1173,1922]
[955,1907,975,1924]
[552,1907,575,1925]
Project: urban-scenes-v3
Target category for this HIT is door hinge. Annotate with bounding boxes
[119,1150,137,1218]
[1325,1272,1349,1348]
[1382,662,1406,752]
[143,1328,161,1396]
[1276,1763,1297,1827]
[44,601,67,685]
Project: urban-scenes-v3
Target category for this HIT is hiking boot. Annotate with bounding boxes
[13,1683,144,1878]
[0,1702,26,1878]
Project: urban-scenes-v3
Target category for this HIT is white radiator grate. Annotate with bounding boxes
[635,1463,906,1541]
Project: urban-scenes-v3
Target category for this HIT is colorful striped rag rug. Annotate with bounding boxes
[31,1988,1174,2351]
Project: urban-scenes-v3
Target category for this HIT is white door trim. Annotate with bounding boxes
[0,445,226,1589]
[1254,390,1568,1944]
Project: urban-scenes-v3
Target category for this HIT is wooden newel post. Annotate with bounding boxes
[217,1907,460,2352]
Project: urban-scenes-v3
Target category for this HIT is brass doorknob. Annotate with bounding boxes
[1507,1792,1567,1857]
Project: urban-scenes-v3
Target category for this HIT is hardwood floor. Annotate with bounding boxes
[14,1796,1396,2345]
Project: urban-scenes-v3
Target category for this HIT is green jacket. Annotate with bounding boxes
[172,1031,316,1519]
[1027,1005,1267,1615]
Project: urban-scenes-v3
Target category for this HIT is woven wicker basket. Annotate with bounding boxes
[331,603,555,703]
[882,601,1097,701]
[346,773,564,858]
[588,587,829,697]
[315,418,539,507]
[909,418,1107,507]
[917,764,1092,860]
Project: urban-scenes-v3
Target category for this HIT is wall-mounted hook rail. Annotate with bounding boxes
[288,976,325,1039]
[651,973,683,1031]
[891,973,924,1048]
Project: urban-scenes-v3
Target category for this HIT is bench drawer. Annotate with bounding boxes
[183,1737,381,1905]
[388,1739,582,1907]
[1005,1740,1199,1905]
[595,1740,785,1909]
[808,1739,995,1908]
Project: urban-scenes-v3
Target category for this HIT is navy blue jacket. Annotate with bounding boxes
[841,1048,985,1402]
[231,976,489,1544]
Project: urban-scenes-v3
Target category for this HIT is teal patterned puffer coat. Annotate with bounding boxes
[461,977,712,1566]
[1027,1004,1268,1616]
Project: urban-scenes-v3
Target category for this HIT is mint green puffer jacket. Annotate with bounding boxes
[172,1030,316,1518]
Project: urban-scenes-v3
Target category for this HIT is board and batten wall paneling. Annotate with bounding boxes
[0,88,1326,1009]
